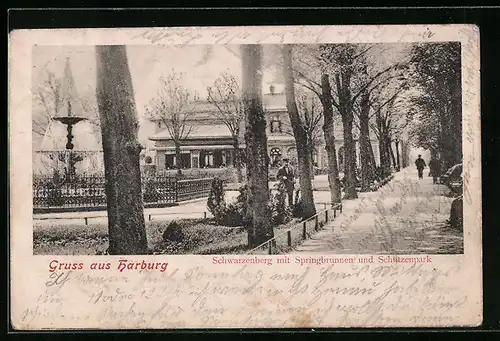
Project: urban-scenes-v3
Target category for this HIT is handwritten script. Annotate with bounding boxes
[15,259,470,329]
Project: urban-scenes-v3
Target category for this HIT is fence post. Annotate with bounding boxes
[84,217,88,225]
[334,209,337,218]
[174,179,179,203]
[287,230,292,246]
[204,211,207,219]
[340,205,343,213]
[302,221,307,239]
[148,214,151,221]
[315,215,319,231]
[325,210,329,222]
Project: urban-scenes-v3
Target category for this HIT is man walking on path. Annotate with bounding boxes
[415,155,426,180]
[428,156,440,184]
[276,158,296,207]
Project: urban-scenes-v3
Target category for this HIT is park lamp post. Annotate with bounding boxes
[52,98,87,180]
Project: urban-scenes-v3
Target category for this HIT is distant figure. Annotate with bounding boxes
[276,158,296,207]
[415,155,427,179]
[428,156,440,184]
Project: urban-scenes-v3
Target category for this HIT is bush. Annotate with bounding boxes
[223,203,245,226]
[145,156,153,164]
[292,199,307,220]
[207,177,227,224]
[270,181,292,226]
[162,220,185,243]
[219,185,250,227]
[143,179,160,201]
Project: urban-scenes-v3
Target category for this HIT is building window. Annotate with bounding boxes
[165,153,191,169]
[270,115,282,133]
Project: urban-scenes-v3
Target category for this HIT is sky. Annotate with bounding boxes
[32,45,283,145]
[32,43,412,146]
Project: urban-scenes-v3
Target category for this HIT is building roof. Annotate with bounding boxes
[150,123,233,140]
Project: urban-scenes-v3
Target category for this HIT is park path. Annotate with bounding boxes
[290,167,464,255]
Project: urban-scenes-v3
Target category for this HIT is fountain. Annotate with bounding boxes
[52,98,87,180]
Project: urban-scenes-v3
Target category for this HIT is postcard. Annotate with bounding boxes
[9,24,481,329]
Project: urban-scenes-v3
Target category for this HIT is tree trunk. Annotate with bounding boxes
[388,139,397,171]
[95,45,148,255]
[309,140,315,181]
[377,113,390,176]
[336,72,357,199]
[232,135,243,183]
[320,74,341,205]
[342,115,358,199]
[368,140,377,168]
[395,140,401,171]
[282,45,316,219]
[241,44,274,248]
[400,140,407,168]
[174,141,182,175]
[359,90,376,191]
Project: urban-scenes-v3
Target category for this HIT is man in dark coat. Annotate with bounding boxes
[415,155,426,180]
[428,156,440,184]
[276,158,296,207]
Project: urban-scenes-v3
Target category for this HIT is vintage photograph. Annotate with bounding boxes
[11,25,481,330]
[32,42,464,256]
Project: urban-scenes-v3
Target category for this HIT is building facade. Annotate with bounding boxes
[148,86,381,173]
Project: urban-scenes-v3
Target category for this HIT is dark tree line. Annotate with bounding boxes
[407,42,462,170]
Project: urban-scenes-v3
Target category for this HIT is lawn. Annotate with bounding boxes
[33,218,249,255]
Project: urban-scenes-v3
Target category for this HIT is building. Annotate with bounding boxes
[148,85,381,173]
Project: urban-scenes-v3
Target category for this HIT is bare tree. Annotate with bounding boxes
[282,88,323,179]
[320,74,342,205]
[95,45,148,255]
[353,63,409,187]
[145,70,197,175]
[241,44,274,248]
[206,71,244,182]
[318,44,405,199]
[367,76,410,175]
[282,45,317,219]
[32,71,61,138]
[270,44,342,206]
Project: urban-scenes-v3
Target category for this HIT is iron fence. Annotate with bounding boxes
[33,174,214,211]
[245,203,343,255]
[177,178,214,202]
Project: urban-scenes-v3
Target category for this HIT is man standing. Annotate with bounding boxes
[428,155,440,184]
[415,154,427,180]
[276,158,296,207]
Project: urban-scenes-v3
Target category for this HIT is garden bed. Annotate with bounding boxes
[33,218,248,255]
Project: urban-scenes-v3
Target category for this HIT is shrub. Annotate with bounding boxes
[143,179,160,201]
[270,181,292,226]
[145,156,153,164]
[218,185,250,227]
[236,185,250,222]
[207,177,227,224]
[162,220,185,243]
[223,203,245,226]
[292,199,306,219]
